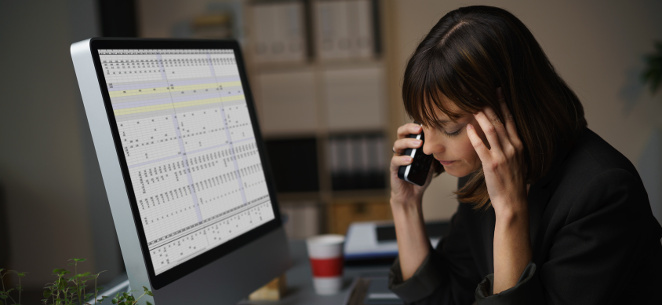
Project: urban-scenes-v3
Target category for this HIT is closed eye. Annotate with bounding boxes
[443,126,463,137]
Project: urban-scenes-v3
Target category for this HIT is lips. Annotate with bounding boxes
[438,160,455,166]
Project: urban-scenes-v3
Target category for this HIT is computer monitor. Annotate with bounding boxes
[70,38,291,304]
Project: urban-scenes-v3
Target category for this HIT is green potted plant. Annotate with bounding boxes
[642,41,662,95]
[1,259,152,305]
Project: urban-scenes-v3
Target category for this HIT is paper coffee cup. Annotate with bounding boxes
[306,234,345,295]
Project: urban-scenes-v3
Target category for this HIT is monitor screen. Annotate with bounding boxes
[100,47,275,276]
[72,38,289,301]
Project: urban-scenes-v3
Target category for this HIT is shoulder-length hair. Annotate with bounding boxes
[403,5,586,208]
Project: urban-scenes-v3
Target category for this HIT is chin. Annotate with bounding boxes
[442,166,471,178]
[442,161,481,178]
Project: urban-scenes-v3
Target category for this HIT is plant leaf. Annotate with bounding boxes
[643,41,662,94]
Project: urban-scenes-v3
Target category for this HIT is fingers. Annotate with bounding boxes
[393,123,423,155]
[473,108,506,152]
[396,123,422,139]
[390,147,416,181]
[466,123,490,160]
[390,153,413,173]
[390,123,422,172]
[471,103,523,163]
[393,138,422,155]
[500,102,522,151]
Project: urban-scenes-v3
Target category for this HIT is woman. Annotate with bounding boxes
[388,5,662,304]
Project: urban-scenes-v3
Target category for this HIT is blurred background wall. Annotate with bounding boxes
[1,0,661,292]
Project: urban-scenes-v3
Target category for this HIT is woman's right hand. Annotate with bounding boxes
[390,123,434,207]
[389,123,435,280]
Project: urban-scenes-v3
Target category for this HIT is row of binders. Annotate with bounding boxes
[328,133,386,191]
[248,0,380,64]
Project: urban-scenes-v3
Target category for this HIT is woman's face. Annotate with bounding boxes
[421,96,485,178]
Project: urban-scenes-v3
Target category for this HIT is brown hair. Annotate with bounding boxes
[403,6,587,208]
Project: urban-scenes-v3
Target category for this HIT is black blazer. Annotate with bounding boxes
[389,128,662,304]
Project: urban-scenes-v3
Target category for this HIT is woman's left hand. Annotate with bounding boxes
[467,100,531,294]
[466,102,527,217]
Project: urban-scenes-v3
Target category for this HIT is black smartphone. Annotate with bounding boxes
[397,132,434,186]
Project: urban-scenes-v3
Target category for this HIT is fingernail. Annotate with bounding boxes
[467,124,473,130]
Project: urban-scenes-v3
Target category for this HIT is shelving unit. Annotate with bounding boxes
[243,0,392,239]
[137,0,394,239]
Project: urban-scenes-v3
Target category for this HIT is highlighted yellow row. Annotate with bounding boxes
[109,81,242,98]
[113,94,244,116]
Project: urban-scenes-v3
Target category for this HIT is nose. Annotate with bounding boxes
[422,127,443,156]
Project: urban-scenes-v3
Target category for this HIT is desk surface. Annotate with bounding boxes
[97,240,394,305]
[239,239,393,305]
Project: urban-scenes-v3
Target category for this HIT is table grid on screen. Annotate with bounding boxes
[99,48,275,275]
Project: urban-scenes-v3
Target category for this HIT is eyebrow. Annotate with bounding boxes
[436,119,451,124]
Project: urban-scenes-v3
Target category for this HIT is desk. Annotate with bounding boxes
[239,240,393,305]
[96,240,395,305]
